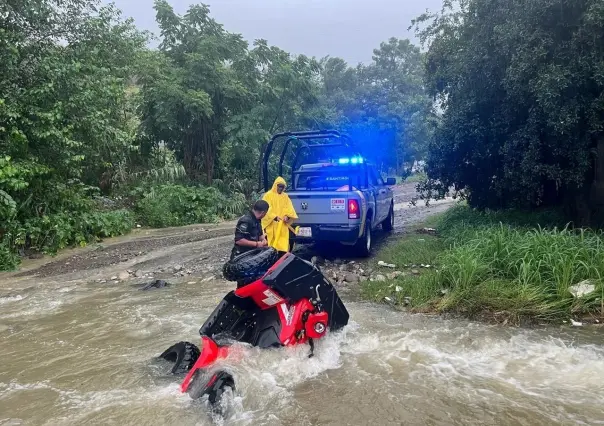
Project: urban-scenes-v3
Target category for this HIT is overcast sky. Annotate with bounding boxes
[106,0,443,65]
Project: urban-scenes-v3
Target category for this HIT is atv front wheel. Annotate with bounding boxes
[159,341,200,374]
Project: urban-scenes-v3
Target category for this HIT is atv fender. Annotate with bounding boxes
[180,336,229,393]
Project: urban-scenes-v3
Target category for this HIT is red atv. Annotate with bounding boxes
[158,247,349,411]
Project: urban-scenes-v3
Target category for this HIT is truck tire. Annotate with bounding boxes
[382,202,394,232]
[222,247,279,282]
[354,218,372,257]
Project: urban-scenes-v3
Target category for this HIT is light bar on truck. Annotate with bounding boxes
[338,156,363,165]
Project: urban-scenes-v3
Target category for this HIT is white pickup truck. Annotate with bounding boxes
[262,130,396,257]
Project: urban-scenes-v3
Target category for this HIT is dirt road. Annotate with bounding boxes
[1,183,455,289]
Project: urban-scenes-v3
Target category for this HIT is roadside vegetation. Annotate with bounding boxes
[360,0,604,325]
[363,205,604,325]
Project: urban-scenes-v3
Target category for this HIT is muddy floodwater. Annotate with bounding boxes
[1,187,603,425]
[1,277,604,426]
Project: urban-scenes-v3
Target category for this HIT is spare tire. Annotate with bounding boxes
[222,247,279,282]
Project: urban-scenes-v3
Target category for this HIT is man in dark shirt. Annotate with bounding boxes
[230,199,269,260]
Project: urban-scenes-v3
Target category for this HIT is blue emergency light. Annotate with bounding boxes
[338,156,363,165]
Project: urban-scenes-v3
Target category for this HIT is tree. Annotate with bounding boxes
[413,0,604,223]
[320,38,432,174]
[138,0,253,184]
[0,0,146,221]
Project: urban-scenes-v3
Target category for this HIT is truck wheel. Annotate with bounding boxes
[354,218,372,257]
[382,203,394,232]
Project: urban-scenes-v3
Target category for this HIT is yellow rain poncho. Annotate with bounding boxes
[261,177,298,252]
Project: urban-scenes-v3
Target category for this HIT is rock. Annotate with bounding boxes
[403,296,412,306]
[344,273,360,283]
[411,269,420,275]
[311,256,325,265]
[334,258,343,265]
[187,281,196,285]
[100,280,107,284]
[570,319,583,327]
[136,224,141,228]
[417,227,437,235]
[440,289,449,296]
[384,296,393,303]
[395,286,402,292]
[140,279,170,291]
[201,276,214,283]
[377,260,396,268]
[374,274,386,282]
[110,276,118,280]
[387,271,404,280]
[134,270,144,278]
[118,271,130,281]
[569,280,595,298]
[173,264,183,272]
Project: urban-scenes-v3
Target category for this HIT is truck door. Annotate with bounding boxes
[369,167,389,223]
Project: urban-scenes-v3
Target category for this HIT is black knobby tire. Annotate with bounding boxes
[159,341,200,374]
[354,218,372,257]
[222,247,279,282]
[187,369,235,408]
[382,203,394,232]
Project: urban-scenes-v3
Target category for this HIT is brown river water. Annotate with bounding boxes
[1,275,603,426]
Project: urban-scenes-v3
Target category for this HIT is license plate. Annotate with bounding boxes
[297,227,312,238]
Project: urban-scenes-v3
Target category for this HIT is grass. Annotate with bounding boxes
[362,204,604,325]
[403,172,427,184]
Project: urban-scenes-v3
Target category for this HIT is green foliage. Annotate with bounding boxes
[320,38,434,173]
[0,209,134,270]
[363,205,604,324]
[413,0,604,219]
[133,184,246,228]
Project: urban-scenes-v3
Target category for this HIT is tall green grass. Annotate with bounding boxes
[363,205,604,324]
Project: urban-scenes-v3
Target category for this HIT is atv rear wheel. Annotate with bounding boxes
[222,247,279,281]
[159,341,200,374]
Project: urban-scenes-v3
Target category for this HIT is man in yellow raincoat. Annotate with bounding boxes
[261,177,298,255]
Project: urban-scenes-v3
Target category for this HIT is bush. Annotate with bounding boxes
[133,184,247,228]
[13,210,135,254]
[363,205,604,324]
[0,210,135,271]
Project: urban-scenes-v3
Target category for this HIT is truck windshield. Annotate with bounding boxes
[294,169,365,191]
